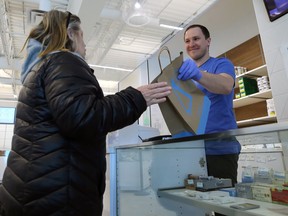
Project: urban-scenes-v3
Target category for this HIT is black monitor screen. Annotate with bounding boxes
[264,0,288,21]
[0,107,16,124]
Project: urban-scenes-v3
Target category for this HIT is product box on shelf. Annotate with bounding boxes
[219,187,237,197]
[235,93,241,99]
[254,167,273,184]
[184,174,199,190]
[238,77,258,96]
[251,183,277,203]
[195,177,232,192]
[271,186,288,205]
[235,183,253,199]
[266,98,276,117]
[272,170,287,185]
[257,76,270,92]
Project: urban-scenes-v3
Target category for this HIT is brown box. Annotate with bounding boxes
[271,187,288,206]
[184,174,199,190]
[251,183,276,203]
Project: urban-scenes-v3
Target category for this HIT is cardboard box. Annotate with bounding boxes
[184,174,199,190]
[251,183,276,203]
[271,187,288,205]
[195,178,232,191]
[238,77,258,96]
[235,183,253,199]
[219,187,237,197]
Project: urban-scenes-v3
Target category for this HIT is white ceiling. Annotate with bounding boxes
[0,0,217,104]
[0,0,259,106]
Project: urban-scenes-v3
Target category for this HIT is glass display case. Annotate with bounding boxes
[113,122,288,216]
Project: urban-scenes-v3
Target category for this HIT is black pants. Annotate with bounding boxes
[206,153,239,186]
[206,154,239,216]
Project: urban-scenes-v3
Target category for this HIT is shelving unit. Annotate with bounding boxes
[235,65,268,88]
[233,65,276,127]
[221,35,277,128]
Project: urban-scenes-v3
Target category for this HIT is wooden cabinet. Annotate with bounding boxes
[219,35,277,128]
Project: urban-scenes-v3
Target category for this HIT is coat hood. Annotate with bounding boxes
[21,39,43,83]
[21,39,87,83]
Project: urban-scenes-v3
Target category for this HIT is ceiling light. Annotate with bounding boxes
[122,0,151,27]
[134,1,141,9]
[88,64,133,72]
[159,24,183,31]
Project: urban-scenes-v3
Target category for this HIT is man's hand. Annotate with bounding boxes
[178,59,203,81]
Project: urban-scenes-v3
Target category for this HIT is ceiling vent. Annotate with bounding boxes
[28,9,46,25]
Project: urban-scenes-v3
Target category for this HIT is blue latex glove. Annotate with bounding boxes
[178,59,203,81]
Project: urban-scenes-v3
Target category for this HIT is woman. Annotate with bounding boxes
[0,10,171,216]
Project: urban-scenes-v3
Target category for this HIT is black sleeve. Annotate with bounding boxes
[43,52,147,140]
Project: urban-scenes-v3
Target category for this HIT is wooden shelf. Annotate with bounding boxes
[233,89,272,108]
[237,116,277,128]
[225,37,275,128]
[233,64,275,128]
[235,65,267,88]
[236,65,267,79]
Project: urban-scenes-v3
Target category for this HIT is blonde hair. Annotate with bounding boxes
[22,10,81,57]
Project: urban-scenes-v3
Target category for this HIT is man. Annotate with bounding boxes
[178,24,241,216]
[178,24,241,185]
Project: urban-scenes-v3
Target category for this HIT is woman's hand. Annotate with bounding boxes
[137,82,171,106]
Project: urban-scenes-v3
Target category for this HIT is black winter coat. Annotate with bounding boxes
[0,52,147,216]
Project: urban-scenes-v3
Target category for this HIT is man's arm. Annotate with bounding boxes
[198,71,234,94]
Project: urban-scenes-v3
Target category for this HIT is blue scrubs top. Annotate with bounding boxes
[197,57,241,155]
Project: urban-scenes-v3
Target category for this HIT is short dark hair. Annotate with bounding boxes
[184,24,210,39]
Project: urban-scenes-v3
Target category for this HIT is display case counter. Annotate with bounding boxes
[158,187,288,216]
[113,122,288,216]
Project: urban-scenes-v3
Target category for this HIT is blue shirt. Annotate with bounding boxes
[197,57,241,155]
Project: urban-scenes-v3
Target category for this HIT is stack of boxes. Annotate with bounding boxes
[235,168,288,206]
[257,76,270,92]
[238,77,258,98]
[235,75,271,99]
[266,98,276,117]
[183,169,288,206]
[234,66,247,76]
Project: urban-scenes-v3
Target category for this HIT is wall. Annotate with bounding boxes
[148,0,260,78]
[118,61,152,126]
[253,0,288,122]
[0,124,13,150]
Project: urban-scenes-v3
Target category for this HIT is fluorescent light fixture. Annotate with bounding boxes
[159,24,183,31]
[88,64,133,72]
[134,1,141,9]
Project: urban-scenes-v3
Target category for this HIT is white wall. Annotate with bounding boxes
[152,0,260,62]
[0,124,13,150]
[253,0,288,122]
